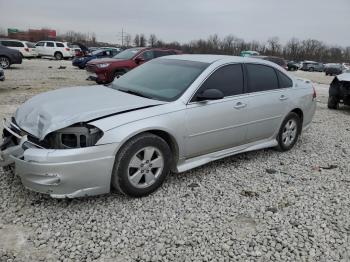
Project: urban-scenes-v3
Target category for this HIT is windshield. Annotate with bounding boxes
[26,42,35,48]
[91,50,104,56]
[113,48,143,59]
[110,59,209,102]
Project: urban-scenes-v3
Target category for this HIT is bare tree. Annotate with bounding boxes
[139,34,146,47]
[148,34,157,47]
[134,34,140,46]
[266,37,281,56]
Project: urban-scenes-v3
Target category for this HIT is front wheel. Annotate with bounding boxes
[0,56,10,69]
[328,95,339,109]
[112,133,172,197]
[276,112,302,152]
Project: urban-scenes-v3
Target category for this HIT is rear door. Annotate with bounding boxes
[45,42,55,56]
[243,63,292,142]
[185,63,249,158]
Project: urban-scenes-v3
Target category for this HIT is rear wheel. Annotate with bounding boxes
[309,67,314,72]
[54,52,63,60]
[0,56,10,69]
[276,112,301,152]
[328,95,339,109]
[111,133,172,197]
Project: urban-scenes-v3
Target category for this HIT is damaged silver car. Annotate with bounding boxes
[0,55,316,198]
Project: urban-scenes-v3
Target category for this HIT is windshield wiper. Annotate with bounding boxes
[117,89,152,99]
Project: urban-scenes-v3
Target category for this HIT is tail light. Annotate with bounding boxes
[312,84,317,99]
[24,48,29,52]
[65,48,70,51]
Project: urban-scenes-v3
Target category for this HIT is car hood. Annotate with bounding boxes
[88,57,127,65]
[336,73,350,82]
[15,85,163,140]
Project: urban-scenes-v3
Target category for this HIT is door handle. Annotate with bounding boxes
[280,95,288,101]
[234,102,247,109]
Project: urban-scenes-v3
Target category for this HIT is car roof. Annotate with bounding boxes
[162,54,284,67]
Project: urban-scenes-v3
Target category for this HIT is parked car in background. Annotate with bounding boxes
[328,72,350,109]
[0,55,316,198]
[251,56,288,70]
[0,45,22,69]
[287,61,300,71]
[0,39,38,58]
[0,67,5,81]
[72,48,120,69]
[325,63,343,76]
[240,50,260,57]
[86,47,182,84]
[301,61,324,72]
[35,41,73,60]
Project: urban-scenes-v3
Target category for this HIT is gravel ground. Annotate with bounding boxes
[0,60,349,261]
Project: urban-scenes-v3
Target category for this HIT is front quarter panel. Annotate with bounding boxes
[92,102,187,160]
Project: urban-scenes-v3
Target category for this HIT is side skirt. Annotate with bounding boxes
[175,139,278,173]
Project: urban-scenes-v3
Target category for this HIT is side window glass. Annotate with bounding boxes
[140,51,154,61]
[246,64,279,92]
[56,43,64,47]
[46,42,54,47]
[194,64,244,100]
[36,42,44,47]
[277,71,293,88]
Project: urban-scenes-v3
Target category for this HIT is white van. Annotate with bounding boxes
[35,41,73,60]
[0,39,38,58]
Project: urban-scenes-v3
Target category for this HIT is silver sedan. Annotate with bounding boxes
[0,55,316,198]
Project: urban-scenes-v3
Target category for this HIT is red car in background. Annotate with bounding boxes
[86,47,182,84]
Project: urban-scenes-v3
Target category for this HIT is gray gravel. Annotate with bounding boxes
[0,61,350,261]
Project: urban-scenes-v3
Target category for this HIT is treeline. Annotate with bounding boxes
[2,27,349,62]
[138,34,350,63]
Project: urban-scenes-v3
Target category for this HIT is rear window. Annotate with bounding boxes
[56,43,64,47]
[26,42,35,48]
[277,71,293,88]
[1,41,24,47]
[246,64,279,92]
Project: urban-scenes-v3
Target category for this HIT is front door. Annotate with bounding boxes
[185,64,249,158]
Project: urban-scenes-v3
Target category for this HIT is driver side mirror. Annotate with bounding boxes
[196,89,224,101]
[135,57,145,64]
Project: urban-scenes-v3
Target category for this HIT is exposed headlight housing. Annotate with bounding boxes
[42,123,103,149]
[97,63,110,68]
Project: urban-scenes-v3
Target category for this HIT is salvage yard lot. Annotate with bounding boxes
[0,59,350,261]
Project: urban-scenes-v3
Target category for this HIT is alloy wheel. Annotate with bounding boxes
[127,146,164,189]
[282,119,297,147]
[0,57,10,69]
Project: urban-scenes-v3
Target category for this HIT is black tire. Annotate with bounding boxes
[54,52,63,60]
[276,112,302,152]
[309,67,314,72]
[328,95,339,109]
[111,133,172,197]
[0,56,11,69]
[78,65,85,69]
[113,70,126,80]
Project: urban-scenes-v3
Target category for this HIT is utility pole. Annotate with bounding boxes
[117,28,126,47]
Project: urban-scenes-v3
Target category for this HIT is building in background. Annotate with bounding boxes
[7,28,56,42]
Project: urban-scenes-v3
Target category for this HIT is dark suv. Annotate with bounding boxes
[0,45,22,69]
[251,56,288,70]
[328,72,350,109]
[325,64,343,76]
[86,47,182,84]
[301,61,324,72]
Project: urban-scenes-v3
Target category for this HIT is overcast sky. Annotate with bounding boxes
[1,0,349,46]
